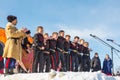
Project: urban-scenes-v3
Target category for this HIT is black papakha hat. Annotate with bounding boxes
[7,15,17,22]
[26,30,31,34]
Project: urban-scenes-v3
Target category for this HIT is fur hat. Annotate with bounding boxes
[7,15,17,22]
[26,30,31,34]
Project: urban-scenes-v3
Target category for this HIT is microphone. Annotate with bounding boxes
[90,34,96,37]
[106,39,114,42]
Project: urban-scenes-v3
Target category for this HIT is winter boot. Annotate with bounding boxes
[5,68,9,74]
[9,69,14,74]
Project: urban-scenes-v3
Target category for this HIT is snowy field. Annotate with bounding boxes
[0,71,120,80]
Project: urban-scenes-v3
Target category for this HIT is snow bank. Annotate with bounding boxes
[0,71,120,80]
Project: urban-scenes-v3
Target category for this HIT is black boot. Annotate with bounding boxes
[62,67,67,72]
[9,69,14,74]
[4,68,9,76]
[5,68,9,74]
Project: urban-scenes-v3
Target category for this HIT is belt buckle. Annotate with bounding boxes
[73,50,77,53]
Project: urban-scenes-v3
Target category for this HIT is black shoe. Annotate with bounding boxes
[4,69,10,77]
[9,69,14,75]
[5,69,9,74]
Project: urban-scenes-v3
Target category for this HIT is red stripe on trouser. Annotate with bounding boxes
[70,56,72,71]
[5,58,11,68]
[0,56,3,61]
[0,69,3,74]
[51,55,55,70]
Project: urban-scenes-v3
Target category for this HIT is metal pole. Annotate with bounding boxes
[111,48,114,75]
[90,34,120,76]
[112,41,120,47]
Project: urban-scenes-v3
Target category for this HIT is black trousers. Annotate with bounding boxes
[78,54,82,71]
[81,55,90,72]
[57,51,66,72]
[44,53,50,72]
[32,49,44,73]
[92,67,101,72]
[64,53,70,71]
[70,52,79,72]
[50,51,57,71]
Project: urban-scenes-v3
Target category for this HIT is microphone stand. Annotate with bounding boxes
[109,40,120,47]
[90,34,120,76]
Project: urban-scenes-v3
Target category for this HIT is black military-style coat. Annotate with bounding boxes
[44,39,50,51]
[64,41,71,52]
[70,42,79,51]
[78,44,84,53]
[83,47,90,55]
[22,37,32,49]
[33,33,44,50]
[49,39,57,50]
[57,36,66,50]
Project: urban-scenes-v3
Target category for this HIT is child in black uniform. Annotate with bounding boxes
[49,32,58,71]
[70,36,79,72]
[57,30,66,72]
[78,39,85,71]
[43,33,51,72]
[64,35,71,71]
[32,26,44,73]
[81,42,91,72]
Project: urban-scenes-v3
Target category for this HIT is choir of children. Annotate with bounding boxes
[0,15,112,76]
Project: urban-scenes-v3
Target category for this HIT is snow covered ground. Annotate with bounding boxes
[0,71,120,80]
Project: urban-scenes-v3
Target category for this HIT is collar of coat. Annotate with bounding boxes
[7,22,15,28]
